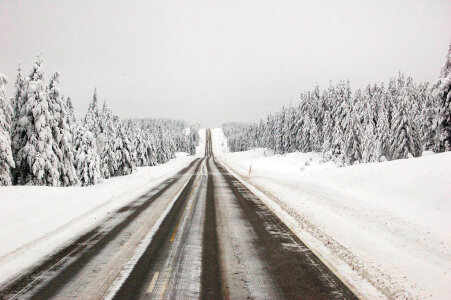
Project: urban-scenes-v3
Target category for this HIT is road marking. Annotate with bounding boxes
[170,195,195,242]
[170,204,189,242]
[170,217,182,242]
[159,271,170,299]
[146,271,159,294]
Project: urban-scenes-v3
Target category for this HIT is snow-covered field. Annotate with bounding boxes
[211,128,451,299]
[0,129,207,286]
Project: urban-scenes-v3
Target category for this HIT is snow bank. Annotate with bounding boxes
[0,154,196,285]
[211,128,451,299]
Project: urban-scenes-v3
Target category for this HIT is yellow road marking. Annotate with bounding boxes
[170,201,194,242]
[146,271,159,294]
[170,206,188,242]
[170,219,181,242]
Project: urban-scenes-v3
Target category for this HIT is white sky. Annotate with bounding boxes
[1,0,450,127]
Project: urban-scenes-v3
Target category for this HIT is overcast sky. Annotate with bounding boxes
[1,0,450,127]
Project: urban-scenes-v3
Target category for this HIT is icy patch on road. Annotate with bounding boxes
[211,127,451,299]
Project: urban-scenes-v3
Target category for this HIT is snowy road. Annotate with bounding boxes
[0,130,356,299]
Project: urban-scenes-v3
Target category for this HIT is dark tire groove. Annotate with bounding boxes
[200,156,222,300]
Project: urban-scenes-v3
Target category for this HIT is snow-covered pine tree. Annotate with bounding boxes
[146,132,158,166]
[362,84,373,119]
[11,64,26,170]
[123,119,139,166]
[305,95,321,152]
[99,102,118,178]
[408,81,422,125]
[73,120,102,186]
[433,43,451,152]
[84,88,103,153]
[389,81,422,159]
[255,119,265,148]
[115,123,135,176]
[135,131,149,166]
[293,99,306,151]
[317,89,328,148]
[0,74,15,185]
[12,64,25,118]
[275,110,285,154]
[352,85,377,162]
[375,99,390,161]
[372,84,390,160]
[361,121,376,163]
[282,106,296,153]
[159,124,176,162]
[167,125,177,157]
[127,120,147,167]
[310,118,321,152]
[321,83,336,154]
[343,99,362,165]
[369,83,383,126]
[360,90,377,163]
[311,86,324,141]
[331,81,351,161]
[155,122,166,163]
[174,129,186,153]
[65,95,82,169]
[259,119,267,149]
[321,110,333,154]
[250,123,260,149]
[12,54,61,185]
[415,82,437,151]
[48,72,79,186]
[265,114,276,152]
[66,97,76,124]
[187,124,200,155]
[299,114,320,152]
[290,104,302,151]
[0,75,14,132]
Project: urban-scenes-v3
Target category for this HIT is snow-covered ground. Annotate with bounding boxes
[0,129,206,286]
[211,128,451,299]
[196,128,206,158]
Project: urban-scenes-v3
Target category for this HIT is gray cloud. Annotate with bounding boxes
[1,0,450,127]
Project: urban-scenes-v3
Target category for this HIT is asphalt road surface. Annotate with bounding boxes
[0,130,357,300]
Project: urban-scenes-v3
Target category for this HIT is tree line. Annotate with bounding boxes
[0,54,199,186]
[223,44,451,166]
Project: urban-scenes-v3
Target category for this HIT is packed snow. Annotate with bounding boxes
[212,127,451,299]
[0,152,197,286]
